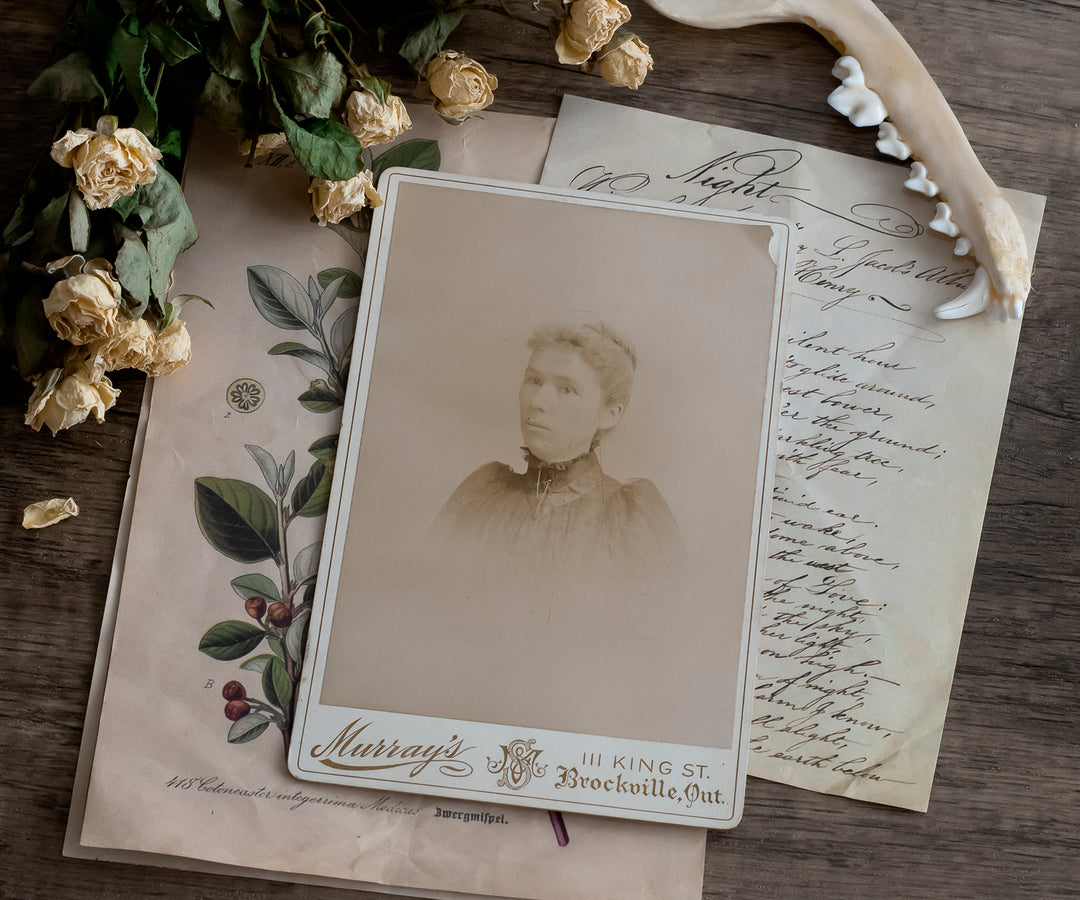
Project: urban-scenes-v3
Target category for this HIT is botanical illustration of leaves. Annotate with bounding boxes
[230,573,279,603]
[280,450,295,494]
[194,476,280,562]
[27,50,105,103]
[267,50,346,119]
[198,620,266,660]
[268,342,332,376]
[298,381,341,413]
[262,656,293,709]
[317,267,363,299]
[247,265,313,330]
[285,608,311,669]
[239,653,276,673]
[328,304,358,365]
[370,139,441,186]
[292,542,321,586]
[228,713,270,744]
[244,443,279,493]
[290,459,330,519]
[308,434,338,462]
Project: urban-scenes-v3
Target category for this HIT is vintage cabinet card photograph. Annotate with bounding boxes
[289,170,793,828]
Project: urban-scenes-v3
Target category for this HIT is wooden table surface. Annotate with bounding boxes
[2,1,1077,897]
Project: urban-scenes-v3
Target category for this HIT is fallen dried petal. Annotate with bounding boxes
[22,497,80,529]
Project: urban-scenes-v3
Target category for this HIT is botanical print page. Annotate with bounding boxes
[69,107,707,899]
[540,95,1045,811]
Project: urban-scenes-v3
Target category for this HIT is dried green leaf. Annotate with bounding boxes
[27,50,106,104]
[398,11,465,72]
[267,50,346,119]
[272,91,363,181]
[371,138,441,186]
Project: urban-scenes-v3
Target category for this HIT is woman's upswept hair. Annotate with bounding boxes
[527,322,637,415]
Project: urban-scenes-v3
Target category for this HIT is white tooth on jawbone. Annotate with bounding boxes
[929,202,960,237]
[954,236,973,257]
[934,266,992,319]
[904,161,938,197]
[642,0,1033,322]
[876,122,910,159]
[827,57,888,127]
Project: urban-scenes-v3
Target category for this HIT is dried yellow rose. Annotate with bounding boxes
[597,35,653,89]
[50,124,162,211]
[87,315,156,371]
[43,269,123,346]
[556,0,632,66]
[345,90,412,147]
[426,51,498,121]
[309,170,382,226]
[25,354,119,436]
[22,497,80,529]
[143,318,192,377]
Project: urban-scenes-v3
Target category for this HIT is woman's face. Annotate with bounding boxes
[519,345,621,463]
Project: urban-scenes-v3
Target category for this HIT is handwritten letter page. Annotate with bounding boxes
[540,96,1044,811]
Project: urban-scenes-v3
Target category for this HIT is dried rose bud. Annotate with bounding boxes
[224,699,251,721]
[266,602,293,628]
[245,596,267,619]
[221,680,246,702]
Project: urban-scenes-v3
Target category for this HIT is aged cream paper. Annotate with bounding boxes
[66,107,707,898]
[540,95,1045,811]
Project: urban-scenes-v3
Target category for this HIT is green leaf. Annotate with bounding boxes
[158,127,183,158]
[31,193,71,261]
[317,267,363,298]
[196,71,257,134]
[230,573,280,603]
[194,477,280,562]
[146,18,201,65]
[399,12,465,72]
[328,304,358,364]
[112,25,159,138]
[13,288,60,377]
[279,450,295,493]
[293,543,321,584]
[298,380,342,413]
[358,75,390,106]
[371,139,441,186]
[247,265,313,330]
[290,459,330,519]
[198,620,266,660]
[208,0,269,83]
[268,341,332,375]
[27,50,106,103]
[267,50,346,119]
[188,0,222,22]
[271,90,363,182]
[262,656,293,709]
[137,166,198,300]
[115,233,152,311]
[228,712,270,743]
[244,443,280,493]
[239,653,276,673]
[285,608,311,668]
[307,434,338,462]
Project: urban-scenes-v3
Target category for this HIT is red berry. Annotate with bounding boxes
[245,596,267,619]
[221,680,246,701]
[267,601,293,628]
[224,699,251,721]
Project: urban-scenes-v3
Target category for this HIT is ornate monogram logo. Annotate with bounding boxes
[486,738,547,790]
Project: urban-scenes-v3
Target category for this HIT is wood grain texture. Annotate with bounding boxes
[1,1,1077,897]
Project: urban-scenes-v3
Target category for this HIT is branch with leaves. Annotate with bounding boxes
[3,0,653,435]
